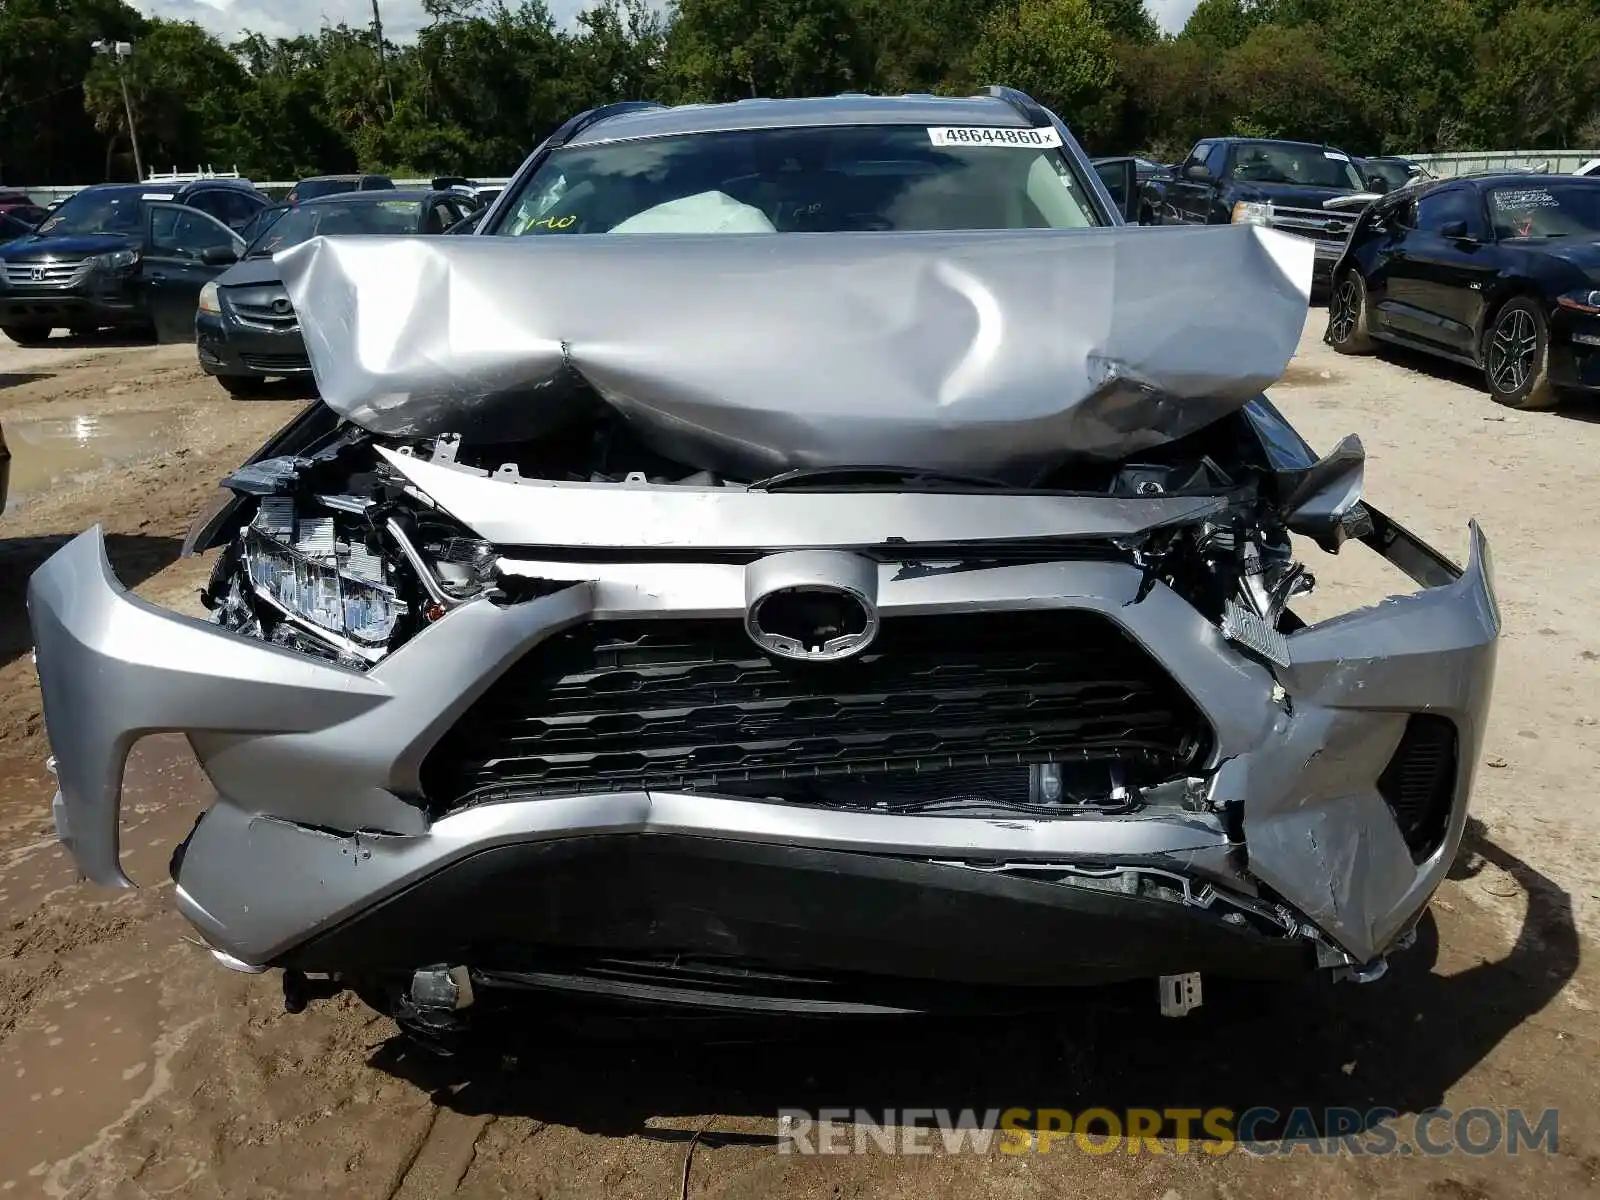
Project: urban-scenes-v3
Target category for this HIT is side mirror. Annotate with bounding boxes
[1184,163,1212,182]
[1365,174,1391,194]
[1440,219,1471,240]
[200,244,239,266]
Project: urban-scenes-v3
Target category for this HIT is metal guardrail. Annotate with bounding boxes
[13,177,514,205]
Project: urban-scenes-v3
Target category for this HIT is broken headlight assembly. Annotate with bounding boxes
[200,449,507,668]
[234,497,407,663]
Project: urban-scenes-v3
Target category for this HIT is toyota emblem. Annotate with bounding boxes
[29,266,44,282]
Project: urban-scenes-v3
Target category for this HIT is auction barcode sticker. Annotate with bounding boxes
[928,126,1063,148]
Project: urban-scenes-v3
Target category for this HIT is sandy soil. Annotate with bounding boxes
[1,321,1599,1199]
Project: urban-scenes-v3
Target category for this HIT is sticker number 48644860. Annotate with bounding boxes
[927,126,1063,148]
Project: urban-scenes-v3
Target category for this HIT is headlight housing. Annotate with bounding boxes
[92,247,139,271]
[198,281,221,315]
[1557,289,1600,314]
[1231,201,1273,226]
[241,499,406,662]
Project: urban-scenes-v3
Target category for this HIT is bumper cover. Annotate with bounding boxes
[0,288,142,327]
[196,310,312,377]
[30,517,1499,971]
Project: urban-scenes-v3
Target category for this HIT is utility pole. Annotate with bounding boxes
[92,40,144,181]
[370,0,395,116]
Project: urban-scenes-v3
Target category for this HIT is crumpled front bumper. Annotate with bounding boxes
[29,519,1498,971]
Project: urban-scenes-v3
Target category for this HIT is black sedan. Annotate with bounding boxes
[1326,173,1600,409]
[197,190,472,397]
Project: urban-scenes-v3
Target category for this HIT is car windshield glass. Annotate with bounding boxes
[30,187,150,237]
[495,125,1104,235]
[1366,160,1416,190]
[1488,184,1600,238]
[1228,144,1363,190]
[247,197,424,256]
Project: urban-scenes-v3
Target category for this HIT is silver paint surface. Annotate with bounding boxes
[378,447,1233,549]
[31,514,1497,966]
[278,224,1313,482]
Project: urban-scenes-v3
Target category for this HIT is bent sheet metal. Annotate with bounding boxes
[277,224,1314,483]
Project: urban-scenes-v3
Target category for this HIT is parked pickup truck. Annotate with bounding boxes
[1140,137,1380,286]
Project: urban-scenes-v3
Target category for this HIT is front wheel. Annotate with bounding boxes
[1326,271,1375,354]
[1484,297,1559,410]
[1,324,52,346]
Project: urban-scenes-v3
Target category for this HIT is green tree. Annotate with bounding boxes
[1218,22,1372,148]
[1321,0,1482,152]
[1464,4,1600,147]
[853,0,998,94]
[572,0,669,101]
[969,0,1117,134]
[666,0,872,101]
[1112,36,1224,158]
[0,0,146,184]
[1180,0,1263,50]
[1091,0,1158,43]
[83,20,248,178]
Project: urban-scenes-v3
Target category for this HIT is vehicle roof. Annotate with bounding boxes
[299,189,436,206]
[1211,136,1346,152]
[298,173,389,182]
[1422,172,1600,190]
[568,94,1039,146]
[73,180,256,197]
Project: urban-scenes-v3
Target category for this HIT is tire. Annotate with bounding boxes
[1326,271,1375,354]
[1483,297,1559,410]
[1,324,51,346]
[214,373,274,399]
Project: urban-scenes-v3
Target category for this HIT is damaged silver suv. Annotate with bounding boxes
[28,90,1499,1037]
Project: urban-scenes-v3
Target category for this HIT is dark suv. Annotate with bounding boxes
[0,178,267,344]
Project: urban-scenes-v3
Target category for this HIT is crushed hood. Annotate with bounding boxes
[276,224,1313,483]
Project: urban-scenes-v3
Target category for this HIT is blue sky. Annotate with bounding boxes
[132,0,1200,44]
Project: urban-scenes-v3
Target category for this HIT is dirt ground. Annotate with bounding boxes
[1,320,1598,1199]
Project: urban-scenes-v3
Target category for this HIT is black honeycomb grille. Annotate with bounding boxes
[421,611,1213,810]
[1377,714,1459,862]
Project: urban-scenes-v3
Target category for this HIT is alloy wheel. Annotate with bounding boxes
[1328,278,1359,343]
[1487,308,1537,394]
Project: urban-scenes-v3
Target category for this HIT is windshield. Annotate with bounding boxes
[1228,144,1364,190]
[1366,160,1419,191]
[1488,184,1600,239]
[493,125,1105,235]
[247,197,424,257]
[241,206,289,247]
[30,187,151,237]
